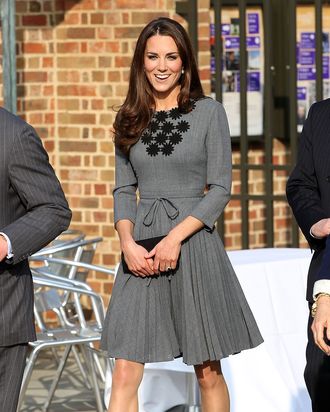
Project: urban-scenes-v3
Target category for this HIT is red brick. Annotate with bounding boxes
[60,141,97,152]
[98,57,112,68]
[97,27,113,39]
[122,12,129,24]
[22,72,48,83]
[44,140,54,152]
[60,155,82,166]
[68,0,95,10]
[42,57,54,68]
[89,41,107,53]
[91,13,104,24]
[131,12,168,24]
[94,211,107,222]
[115,56,132,68]
[95,184,107,195]
[67,27,95,39]
[58,99,80,110]
[81,42,88,53]
[64,12,80,25]
[59,113,96,124]
[22,15,47,26]
[58,127,80,139]
[101,198,113,209]
[82,13,88,24]
[92,100,104,110]
[43,1,53,12]
[99,85,113,97]
[58,85,96,96]
[57,56,96,68]
[92,128,106,139]
[92,71,105,81]
[108,71,120,82]
[29,1,42,12]
[102,226,116,237]
[116,0,156,8]
[23,43,47,53]
[57,71,80,82]
[98,0,112,9]
[45,113,55,124]
[57,42,80,53]
[115,26,142,39]
[26,113,42,124]
[16,1,28,12]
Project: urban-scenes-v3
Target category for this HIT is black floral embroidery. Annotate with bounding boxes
[176,120,190,133]
[155,111,168,122]
[146,143,160,156]
[141,130,153,144]
[169,132,183,145]
[142,101,196,157]
[149,120,159,133]
[162,121,174,134]
[162,143,175,156]
[156,131,168,145]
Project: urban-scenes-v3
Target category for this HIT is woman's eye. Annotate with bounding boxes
[167,55,177,60]
[147,55,157,60]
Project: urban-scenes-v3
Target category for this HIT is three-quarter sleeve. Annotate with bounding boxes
[190,102,232,230]
[113,147,138,225]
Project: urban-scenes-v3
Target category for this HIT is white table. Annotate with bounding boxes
[105,248,312,412]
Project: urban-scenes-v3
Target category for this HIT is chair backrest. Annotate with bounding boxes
[31,237,103,281]
[33,286,64,332]
[32,270,106,332]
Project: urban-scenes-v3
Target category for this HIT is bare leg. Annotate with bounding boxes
[108,359,144,412]
[194,360,230,412]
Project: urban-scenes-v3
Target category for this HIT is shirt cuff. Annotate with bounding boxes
[313,279,330,300]
[0,232,14,259]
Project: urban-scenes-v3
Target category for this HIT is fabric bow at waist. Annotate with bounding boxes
[142,198,179,226]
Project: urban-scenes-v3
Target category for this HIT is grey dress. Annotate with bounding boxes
[101,97,263,365]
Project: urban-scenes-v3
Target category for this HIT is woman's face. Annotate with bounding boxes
[144,35,183,100]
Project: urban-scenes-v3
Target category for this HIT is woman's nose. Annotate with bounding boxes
[157,58,167,71]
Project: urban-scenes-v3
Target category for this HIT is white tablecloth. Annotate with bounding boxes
[105,248,312,412]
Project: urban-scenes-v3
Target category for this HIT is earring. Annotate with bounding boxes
[181,68,184,75]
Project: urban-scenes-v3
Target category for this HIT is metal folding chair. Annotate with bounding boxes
[17,274,107,412]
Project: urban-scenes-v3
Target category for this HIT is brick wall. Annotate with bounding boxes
[1,0,303,303]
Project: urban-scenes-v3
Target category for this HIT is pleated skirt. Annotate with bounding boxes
[100,220,263,366]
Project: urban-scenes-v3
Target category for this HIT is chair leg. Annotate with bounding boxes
[17,346,41,412]
[42,345,72,412]
[186,374,201,410]
[80,344,95,388]
[72,345,91,389]
[85,346,105,412]
[89,343,105,382]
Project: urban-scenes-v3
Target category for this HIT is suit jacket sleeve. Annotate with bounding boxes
[113,147,138,226]
[1,124,72,264]
[286,103,328,250]
[315,235,330,281]
[190,102,232,230]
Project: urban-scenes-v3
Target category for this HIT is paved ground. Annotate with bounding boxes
[19,351,102,412]
[19,351,192,412]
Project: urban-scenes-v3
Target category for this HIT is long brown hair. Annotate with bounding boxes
[114,17,204,155]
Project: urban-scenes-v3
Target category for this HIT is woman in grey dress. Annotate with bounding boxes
[101,17,263,412]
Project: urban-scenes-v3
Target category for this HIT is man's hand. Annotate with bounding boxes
[0,235,8,261]
[311,295,330,355]
[311,218,330,238]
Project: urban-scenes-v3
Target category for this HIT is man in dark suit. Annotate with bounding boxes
[287,99,330,412]
[0,107,71,411]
